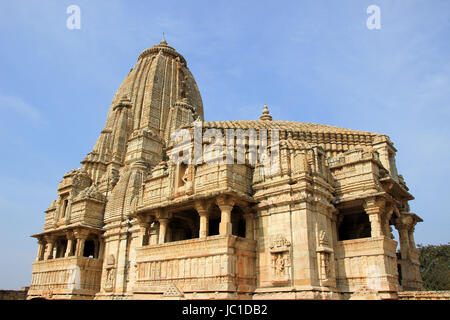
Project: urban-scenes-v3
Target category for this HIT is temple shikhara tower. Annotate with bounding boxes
[29,40,423,300]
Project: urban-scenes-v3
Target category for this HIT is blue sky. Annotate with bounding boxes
[0,0,448,289]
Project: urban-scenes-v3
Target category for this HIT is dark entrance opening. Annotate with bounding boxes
[83,240,95,258]
[231,206,246,238]
[338,207,371,241]
[209,218,220,236]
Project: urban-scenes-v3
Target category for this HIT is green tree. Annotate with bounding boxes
[417,243,450,291]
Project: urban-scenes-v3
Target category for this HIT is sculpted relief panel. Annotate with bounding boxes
[104,254,116,292]
[317,230,334,286]
[269,235,291,285]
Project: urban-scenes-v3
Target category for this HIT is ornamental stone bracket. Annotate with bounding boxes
[153,208,172,220]
[269,235,291,285]
[194,199,214,214]
[393,212,422,230]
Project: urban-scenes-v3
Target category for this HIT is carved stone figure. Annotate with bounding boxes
[104,254,116,292]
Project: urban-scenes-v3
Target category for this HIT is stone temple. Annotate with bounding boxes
[28,40,424,300]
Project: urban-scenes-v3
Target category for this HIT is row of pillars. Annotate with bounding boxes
[36,230,104,261]
[362,197,421,288]
[138,197,255,245]
[363,198,418,249]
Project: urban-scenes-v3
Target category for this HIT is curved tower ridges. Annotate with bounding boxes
[82,40,204,185]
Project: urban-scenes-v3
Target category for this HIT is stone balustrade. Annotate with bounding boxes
[335,237,399,298]
[134,235,256,296]
[28,256,103,299]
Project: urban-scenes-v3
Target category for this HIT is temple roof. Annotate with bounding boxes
[177,118,384,156]
[198,120,379,136]
[185,104,381,137]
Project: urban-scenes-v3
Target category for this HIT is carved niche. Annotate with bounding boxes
[104,254,116,292]
[316,230,334,286]
[172,163,194,196]
[269,234,291,285]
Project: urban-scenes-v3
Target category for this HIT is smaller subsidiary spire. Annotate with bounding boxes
[259,104,273,121]
[113,94,132,111]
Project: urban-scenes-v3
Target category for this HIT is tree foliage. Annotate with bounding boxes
[417,243,450,291]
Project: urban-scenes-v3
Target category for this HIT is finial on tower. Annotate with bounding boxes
[161,32,167,45]
[259,104,272,121]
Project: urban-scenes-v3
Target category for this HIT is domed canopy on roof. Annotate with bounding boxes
[260,104,273,121]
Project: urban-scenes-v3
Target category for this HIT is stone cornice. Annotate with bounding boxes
[31,223,104,238]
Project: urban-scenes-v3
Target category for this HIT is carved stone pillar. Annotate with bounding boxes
[394,213,423,290]
[158,218,169,244]
[368,212,383,237]
[36,239,46,261]
[195,200,211,238]
[199,212,209,238]
[397,225,410,259]
[65,231,74,257]
[408,226,416,249]
[44,235,56,260]
[364,198,385,238]
[139,223,150,246]
[136,214,154,246]
[74,230,89,257]
[77,238,86,257]
[384,206,395,239]
[217,196,235,236]
[65,238,73,257]
[395,222,411,288]
[244,213,254,240]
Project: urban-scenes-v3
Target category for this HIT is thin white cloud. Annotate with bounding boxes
[0,93,43,125]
